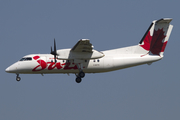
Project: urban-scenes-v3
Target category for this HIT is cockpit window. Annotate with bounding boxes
[20,58,26,61]
[25,57,32,60]
[19,57,32,61]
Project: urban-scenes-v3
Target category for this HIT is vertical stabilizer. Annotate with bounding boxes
[139,18,173,56]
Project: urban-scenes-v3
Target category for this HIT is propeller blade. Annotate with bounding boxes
[50,38,58,63]
[54,38,56,54]
[54,55,57,63]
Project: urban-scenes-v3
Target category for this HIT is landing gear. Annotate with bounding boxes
[75,71,85,83]
[74,63,86,83]
[16,74,21,81]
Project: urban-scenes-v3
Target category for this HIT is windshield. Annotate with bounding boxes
[19,57,32,61]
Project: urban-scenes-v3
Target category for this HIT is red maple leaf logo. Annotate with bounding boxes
[140,28,167,55]
[150,28,167,55]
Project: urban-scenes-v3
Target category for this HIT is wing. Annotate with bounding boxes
[71,39,93,52]
[57,39,104,60]
[70,39,104,60]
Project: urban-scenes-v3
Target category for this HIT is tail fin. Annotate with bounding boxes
[139,18,173,56]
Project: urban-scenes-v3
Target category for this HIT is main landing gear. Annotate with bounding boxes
[75,63,85,83]
[16,74,21,81]
[75,71,85,83]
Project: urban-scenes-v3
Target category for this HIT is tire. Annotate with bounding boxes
[16,77,21,81]
[75,77,82,83]
[79,71,85,78]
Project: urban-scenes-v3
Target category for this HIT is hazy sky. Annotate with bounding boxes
[1,0,180,120]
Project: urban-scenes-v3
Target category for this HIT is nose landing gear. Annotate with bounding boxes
[16,74,21,81]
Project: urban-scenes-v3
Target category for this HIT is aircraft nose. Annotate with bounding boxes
[5,66,15,73]
[5,67,10,73]
[5,63,18,73]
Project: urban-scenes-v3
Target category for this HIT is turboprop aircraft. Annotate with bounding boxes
[5,18,173,83]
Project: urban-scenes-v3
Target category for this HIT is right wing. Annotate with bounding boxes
[71,39,93,52]
[57,39,104,60]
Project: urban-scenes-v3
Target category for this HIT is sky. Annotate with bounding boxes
[1,0,180,120]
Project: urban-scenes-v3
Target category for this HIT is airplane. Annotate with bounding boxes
[5,18,173,83]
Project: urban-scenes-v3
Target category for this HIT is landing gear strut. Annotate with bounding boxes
[16,74,21,81]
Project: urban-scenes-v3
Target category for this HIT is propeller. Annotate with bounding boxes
[50,38,58,63]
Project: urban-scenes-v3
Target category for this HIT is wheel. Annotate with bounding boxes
[79,71,85,78]
[16,77,21,81]
[75,77,82,83]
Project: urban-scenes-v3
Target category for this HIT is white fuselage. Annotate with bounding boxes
[5,46,162,74]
